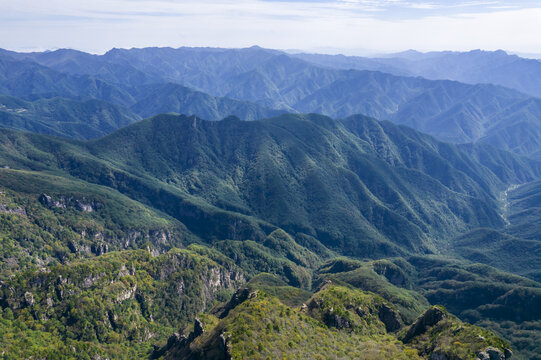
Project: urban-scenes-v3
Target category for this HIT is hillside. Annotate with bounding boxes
[130,83,284,120]
[2,113,539,258]
[0,113,540,358]
[315,257,541,359]
[4,47,541,159]
[0,247,244,358]
[158,281,511,360]
[0,95,141,139]
[0,51,284,138]
[0,169,199,278]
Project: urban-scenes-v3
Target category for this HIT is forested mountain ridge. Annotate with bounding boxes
[0,51,283,139]
[1,112,541,358]
[295,49,541,99]
[3,47,541,160]
[0,94,141,139]
[1,45,541,359]
[2,113,540,257]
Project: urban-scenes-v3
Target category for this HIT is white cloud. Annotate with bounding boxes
[0,0,540,54]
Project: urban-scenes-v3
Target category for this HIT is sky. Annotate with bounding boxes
[1,0,541,55]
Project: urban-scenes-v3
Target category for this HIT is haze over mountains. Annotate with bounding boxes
[295,49,541,98]
[2,46,541,160]
[1,45,541,359]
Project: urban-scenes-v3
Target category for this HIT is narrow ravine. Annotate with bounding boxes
[500,184,520,226]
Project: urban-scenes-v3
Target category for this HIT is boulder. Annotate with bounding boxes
[477,347,509,360]
[486,347,506,360]
[38,193,53,207]
[477,351,490,360]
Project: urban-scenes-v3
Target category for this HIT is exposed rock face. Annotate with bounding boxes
[75,200,94,212]
[154,283,254,359]
[478,352,490,360]
[431,351,449,360]
[219,333,232,360]
[377,303,402,332]
[324,309,351,330]
[0,204,26,216]
[69,227,178,257]
[39,193,102,212]
[1,251,245,348]
[215,287,257,319]
[82,273,105,288]
[403,307,512,360]
[373,262,410,288]
[39,193,61,208]
[91,242,109,256]
[477,347,511,360]
[355,306,367,317]
[24,291,35,306]
[115,285,137,303]
[152,330,188,359]
[192,318,204,339]
[403,306,446,343]
[153,317,222,360]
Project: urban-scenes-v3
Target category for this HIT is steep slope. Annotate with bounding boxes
[101,46,282,92]
[0,51,284,135]
[478,98,541,160]
[505,179,541,250]
[451,228,541,279]
[88,113,523,255]
[407,256,541,360]
[317,256,541,359]
[295,72,528,142]
[130,83,284,120]
[0,48,159,87]
[159,283,511,360]
[0,95,141,139]
[0,248,245,359]
[0,113,540,358]
[0,168,197,277]
[99,47,541,159]
[222,54,342,110]
[384,50,541,99]
[1,113,540,259]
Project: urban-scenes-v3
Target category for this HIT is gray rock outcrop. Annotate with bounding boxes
[403,306,446,343]
[377,303,402,332]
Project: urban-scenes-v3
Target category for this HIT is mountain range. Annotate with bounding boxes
[294,49,541,99]
[1,45,541,359]
[1,111,541,358]
[2,47,541,161]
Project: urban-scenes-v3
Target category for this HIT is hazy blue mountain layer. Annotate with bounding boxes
[295,49,541,99]
[3,47,541,159]
[0,95,141,139]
